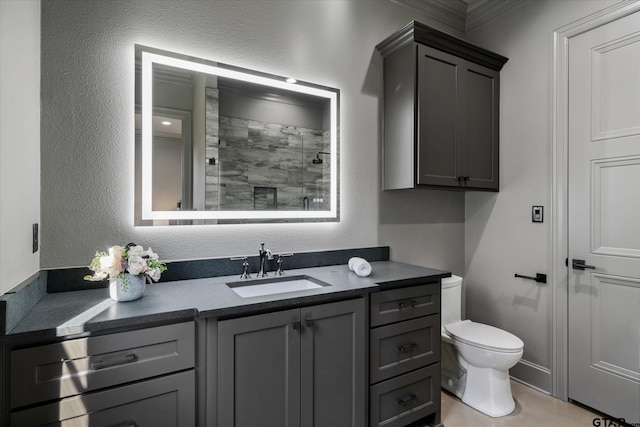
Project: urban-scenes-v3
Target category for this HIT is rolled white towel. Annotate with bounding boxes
[348,257,372,277]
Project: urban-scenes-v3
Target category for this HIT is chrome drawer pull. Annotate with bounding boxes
[110,422,137,427]
[398,393,417,408]
[397,300,417,311]
[90,353,138,370]
[397,342,417,354]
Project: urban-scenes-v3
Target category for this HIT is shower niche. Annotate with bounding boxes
[135,45,339,225]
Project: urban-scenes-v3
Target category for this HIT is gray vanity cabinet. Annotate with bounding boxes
[217,297,366,427]
[9,321,196,426]
[368,283,442,427]
[377,21,507,192]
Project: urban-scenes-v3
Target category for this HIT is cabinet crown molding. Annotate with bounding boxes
[376,20,508,71]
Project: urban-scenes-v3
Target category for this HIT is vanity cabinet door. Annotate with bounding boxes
[217,298,366,427]
[217,308,301,427]
[300,298,366,427]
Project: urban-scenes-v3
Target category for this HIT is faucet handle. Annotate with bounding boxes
[230,256,252,279]
[275,253,293,276]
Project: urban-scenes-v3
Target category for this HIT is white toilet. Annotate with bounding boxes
[441,275,524,417]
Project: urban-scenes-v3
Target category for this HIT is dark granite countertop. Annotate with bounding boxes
[5,261,449,342]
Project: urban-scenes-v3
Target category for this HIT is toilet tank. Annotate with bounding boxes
[441,275,463,328]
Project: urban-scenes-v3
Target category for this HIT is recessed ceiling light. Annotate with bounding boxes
[161,121,172,126]
[286,78,297,84]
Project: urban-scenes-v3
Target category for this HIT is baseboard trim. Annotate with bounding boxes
[510,358,552,395]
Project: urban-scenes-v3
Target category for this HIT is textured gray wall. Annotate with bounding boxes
[464,0,619,392]
[39,0,465,270]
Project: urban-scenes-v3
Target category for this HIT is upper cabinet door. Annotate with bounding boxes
[416,45,500,190]
[417,45,464,187]
[463,62,500,190]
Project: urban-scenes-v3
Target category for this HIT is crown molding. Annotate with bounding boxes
[465,0,524,31]
[390,0,525,34]
[376,20,508,71]
[390,0,467,32]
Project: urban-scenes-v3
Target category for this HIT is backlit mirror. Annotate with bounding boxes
[135,45,339,225]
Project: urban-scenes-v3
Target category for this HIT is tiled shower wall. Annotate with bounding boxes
[205,87,330,211]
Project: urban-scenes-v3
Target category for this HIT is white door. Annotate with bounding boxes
[568,10,640,424]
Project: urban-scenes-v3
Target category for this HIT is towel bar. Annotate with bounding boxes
[514,273,547,284]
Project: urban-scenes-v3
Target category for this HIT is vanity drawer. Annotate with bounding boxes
[369,364,440,427]
[370,315,440,384]
[12,370,195,426]
[370,283,440,327]
[11,321,195,409]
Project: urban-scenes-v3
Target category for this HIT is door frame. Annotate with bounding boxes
[551,0,640,401]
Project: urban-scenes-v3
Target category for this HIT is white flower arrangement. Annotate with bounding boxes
[84,243,167,284]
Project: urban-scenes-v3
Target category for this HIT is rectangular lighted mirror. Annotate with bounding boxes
[135,45,339,225]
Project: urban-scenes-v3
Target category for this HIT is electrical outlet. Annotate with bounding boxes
[32,223,39,253]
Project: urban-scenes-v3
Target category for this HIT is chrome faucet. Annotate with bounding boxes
[258,243,273,277]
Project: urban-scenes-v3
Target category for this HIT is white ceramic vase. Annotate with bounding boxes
[109,273,146,302]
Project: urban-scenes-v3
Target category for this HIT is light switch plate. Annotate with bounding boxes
[532,206,543,223]
[32,223,39,253]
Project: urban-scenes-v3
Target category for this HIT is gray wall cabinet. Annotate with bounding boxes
[217,297,366,427]
[377,21,507,192]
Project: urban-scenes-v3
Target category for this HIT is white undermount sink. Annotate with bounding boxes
[227,275,330,298]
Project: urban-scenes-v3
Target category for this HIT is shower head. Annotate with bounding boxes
[312,151,329,165]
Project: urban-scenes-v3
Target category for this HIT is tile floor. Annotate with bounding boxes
[440,380,601,426]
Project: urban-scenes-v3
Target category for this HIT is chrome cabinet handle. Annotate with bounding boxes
[572,259,596,270]
[293,321,302,330]
[90,353,138,370]
[305,317,314,328]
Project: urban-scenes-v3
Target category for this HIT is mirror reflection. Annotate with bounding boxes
[135,45,339,225]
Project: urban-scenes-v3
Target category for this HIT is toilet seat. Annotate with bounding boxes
[445,320,523,353]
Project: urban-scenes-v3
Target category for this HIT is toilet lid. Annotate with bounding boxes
[445,320,524,352]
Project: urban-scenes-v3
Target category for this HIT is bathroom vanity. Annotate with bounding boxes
[1,254,448,427]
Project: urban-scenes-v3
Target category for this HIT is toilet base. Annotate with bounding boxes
[461,364,516,417]
[441,339,466,398]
